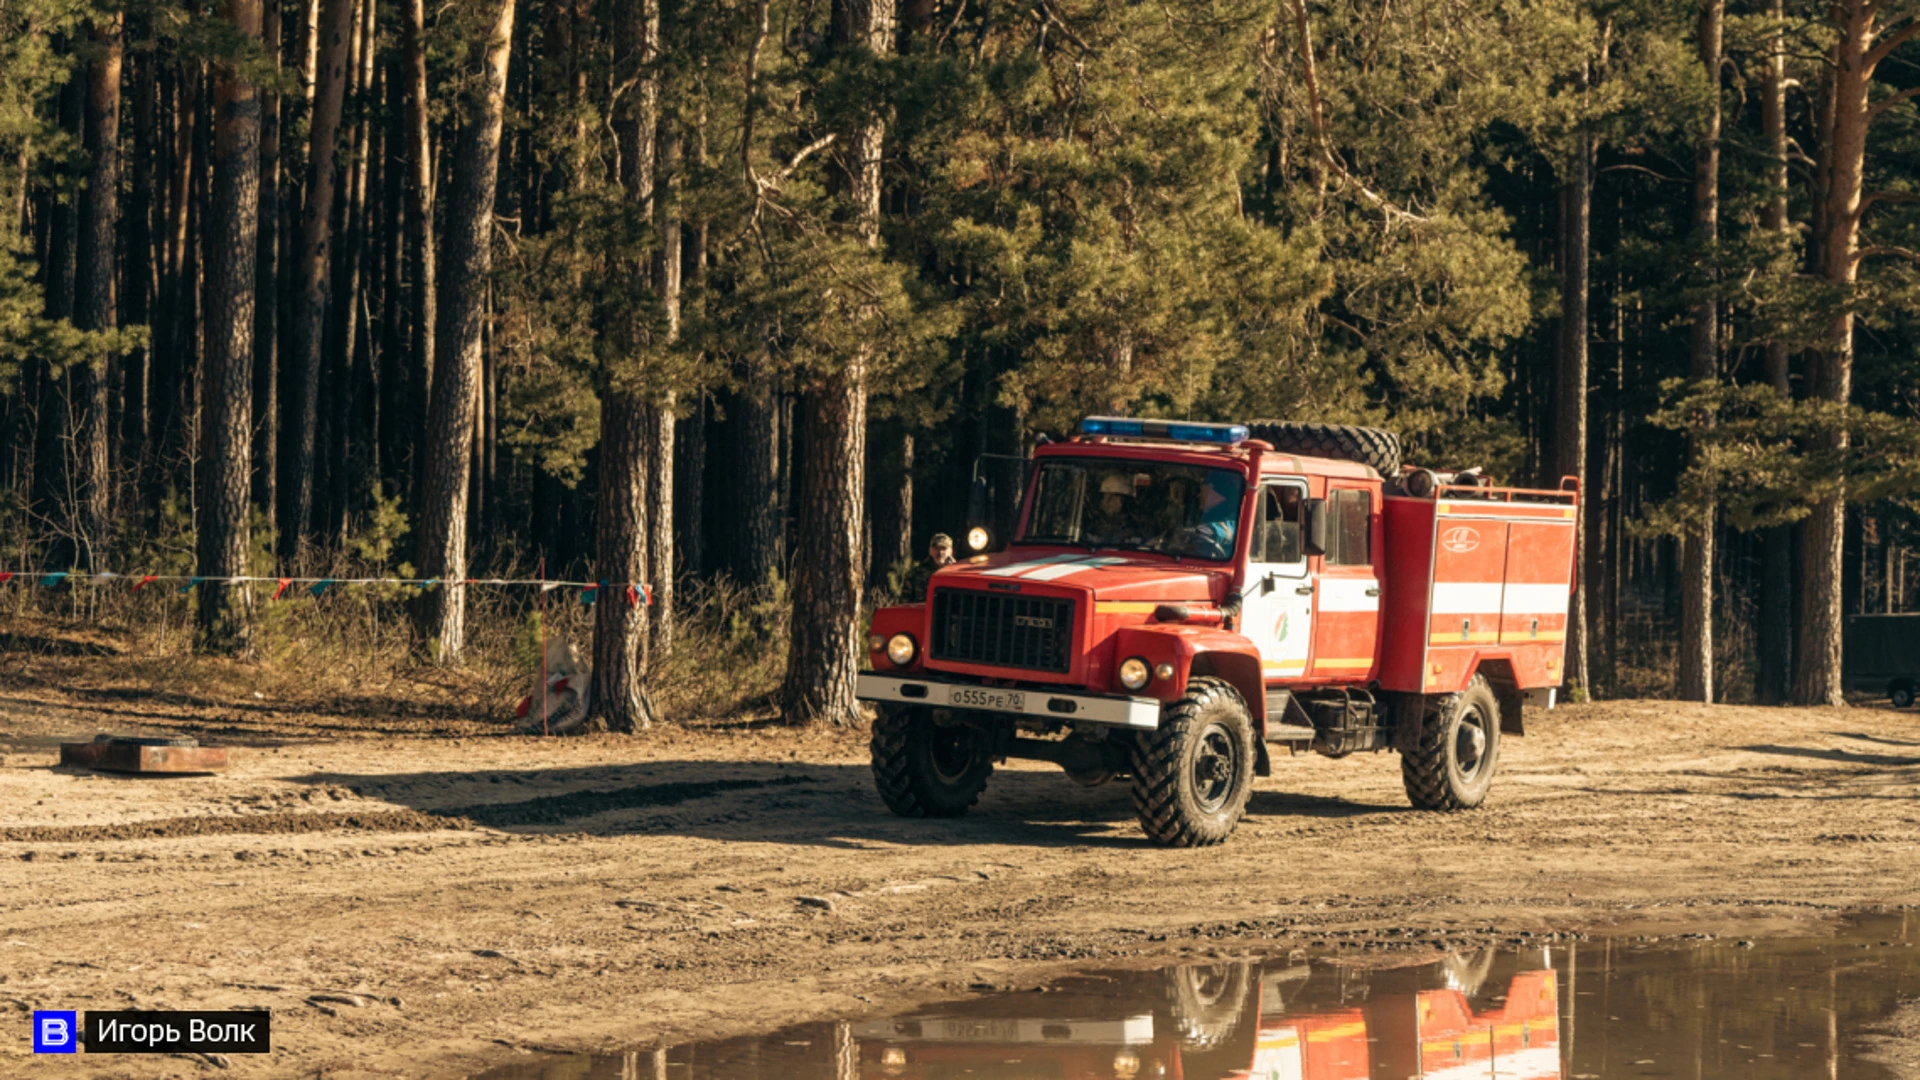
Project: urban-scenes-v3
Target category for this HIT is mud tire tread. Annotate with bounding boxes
[1130,678,1255,847]
[870,707,992,818]
[1245,421,1402,478]
[1401,674,1500,811]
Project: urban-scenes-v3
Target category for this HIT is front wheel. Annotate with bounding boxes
[871,706,994,818]
[1401,674,1502,810]
[1131,678,1256,847]
[1891,682,1915,709]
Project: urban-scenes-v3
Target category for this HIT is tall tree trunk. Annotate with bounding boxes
[780,0,894,726]
[36,67,83,554]
[1758,0,1793,704]
[1792,0,1875,706]
[402,0,434,500]
[412,0,516,662]
[1678,0,1721,703]
[737,351,786,583]
[199,0,265,649]
[126,40,157,477]
[590,0,660,732]
[285,0,354,558]
[1554,122,1592,699]
[72,12,123,567]
[327,0,374,541]
[648,116,682,656]
[253,0,282,536]
[674,200,708,580]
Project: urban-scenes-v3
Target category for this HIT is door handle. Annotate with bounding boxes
[1365,586,1381,597]
[1295,585,1314,595]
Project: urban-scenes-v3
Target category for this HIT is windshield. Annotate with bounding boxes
[1020,458,1246,561]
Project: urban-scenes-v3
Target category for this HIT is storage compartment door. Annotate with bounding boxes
[1499,520,1576,645]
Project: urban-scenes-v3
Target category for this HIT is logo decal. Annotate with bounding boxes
[1012,615,1054,630]
[1274,611,1288,642]
[1441,526,1481,553]
[33,1011,76,1054]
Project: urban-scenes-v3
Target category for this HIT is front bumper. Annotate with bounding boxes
[856,673,1162,730]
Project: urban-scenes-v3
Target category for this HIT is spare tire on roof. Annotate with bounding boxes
[1244,421,1401,478]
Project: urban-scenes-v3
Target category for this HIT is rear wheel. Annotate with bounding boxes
[1891,682,1915,709]
[871,706,994,818]
[1131,678,1255,846]
[1401,674,1501,810]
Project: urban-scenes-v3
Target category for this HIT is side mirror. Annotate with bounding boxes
[1304,498,1329,557]
[967,474,988,533]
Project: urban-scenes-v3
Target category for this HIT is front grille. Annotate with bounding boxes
[930,588,1075,673]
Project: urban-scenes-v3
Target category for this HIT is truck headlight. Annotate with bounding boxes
[886,633,918,667]
[967,525,990,551]
[1119,657,1151,691]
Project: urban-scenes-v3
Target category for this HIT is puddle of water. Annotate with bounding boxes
[472,912,1920,1079]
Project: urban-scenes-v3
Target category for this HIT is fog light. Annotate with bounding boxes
[967,525,990,551]
[1113,1049,1141,1079]
[1119,657,1150,691]
[881,1045,908,1071]
[1153,661,1174,681]
[868,634,885,652]
[886,633,918,667]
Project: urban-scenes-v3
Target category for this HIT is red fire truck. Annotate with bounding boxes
[858,418,1577,846]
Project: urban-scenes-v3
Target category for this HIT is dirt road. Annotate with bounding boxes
[2,693,1918,1078]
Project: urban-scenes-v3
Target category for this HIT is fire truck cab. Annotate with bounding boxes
[857,418,1578,847]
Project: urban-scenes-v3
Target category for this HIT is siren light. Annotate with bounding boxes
[1079,416,1249,445]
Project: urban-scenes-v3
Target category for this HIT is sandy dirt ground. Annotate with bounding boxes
[2,688,1918,1078]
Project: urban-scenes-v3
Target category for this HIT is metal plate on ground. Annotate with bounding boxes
[59,735,227,774]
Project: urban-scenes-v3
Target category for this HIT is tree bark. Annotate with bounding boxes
[253,0,282,534]
[72,12,123,566]
[402,0,435,502]
[126,38,157,478]
[1757,0,1793,704]
[648,115,682,656]
[781,0,894,726]
[412,0,516,662]
[1554,124,1592,699]
[1678,0,1721,703]
[199,0,265,650]
[590,0,660,733]
[285,0,355,558]
[1792,0,1873,707]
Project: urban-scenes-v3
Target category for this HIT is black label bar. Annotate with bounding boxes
[84,1010,271,1054]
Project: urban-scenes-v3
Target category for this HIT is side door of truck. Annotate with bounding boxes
[1242,478,1314,680]
[1309,483,1382,680]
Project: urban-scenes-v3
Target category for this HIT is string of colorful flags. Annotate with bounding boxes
[0,571,651,608]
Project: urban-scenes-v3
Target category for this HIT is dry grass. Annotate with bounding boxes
[0,571,793,734]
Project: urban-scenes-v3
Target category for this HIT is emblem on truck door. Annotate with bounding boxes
[1441,526,1481,553]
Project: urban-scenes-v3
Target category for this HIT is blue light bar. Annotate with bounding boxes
[1080,416,1249,445]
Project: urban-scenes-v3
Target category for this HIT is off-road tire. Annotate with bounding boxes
[1892,681,1915,709]
[1402,674,1501,810]
[1130,678,1256,846]
[870,706,993,818]
[1245,421,1401,478]
[1163,963,1252,1051]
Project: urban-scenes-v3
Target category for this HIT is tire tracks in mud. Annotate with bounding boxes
[0,774,822,843]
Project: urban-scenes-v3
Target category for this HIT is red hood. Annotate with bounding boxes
[935,548,1226,603]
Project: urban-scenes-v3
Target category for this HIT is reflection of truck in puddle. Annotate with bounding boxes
[854,960,1559,1080]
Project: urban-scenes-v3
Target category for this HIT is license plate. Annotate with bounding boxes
[948,686,1026,713]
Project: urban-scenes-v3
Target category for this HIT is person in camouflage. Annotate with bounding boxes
[899,533,957,602]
